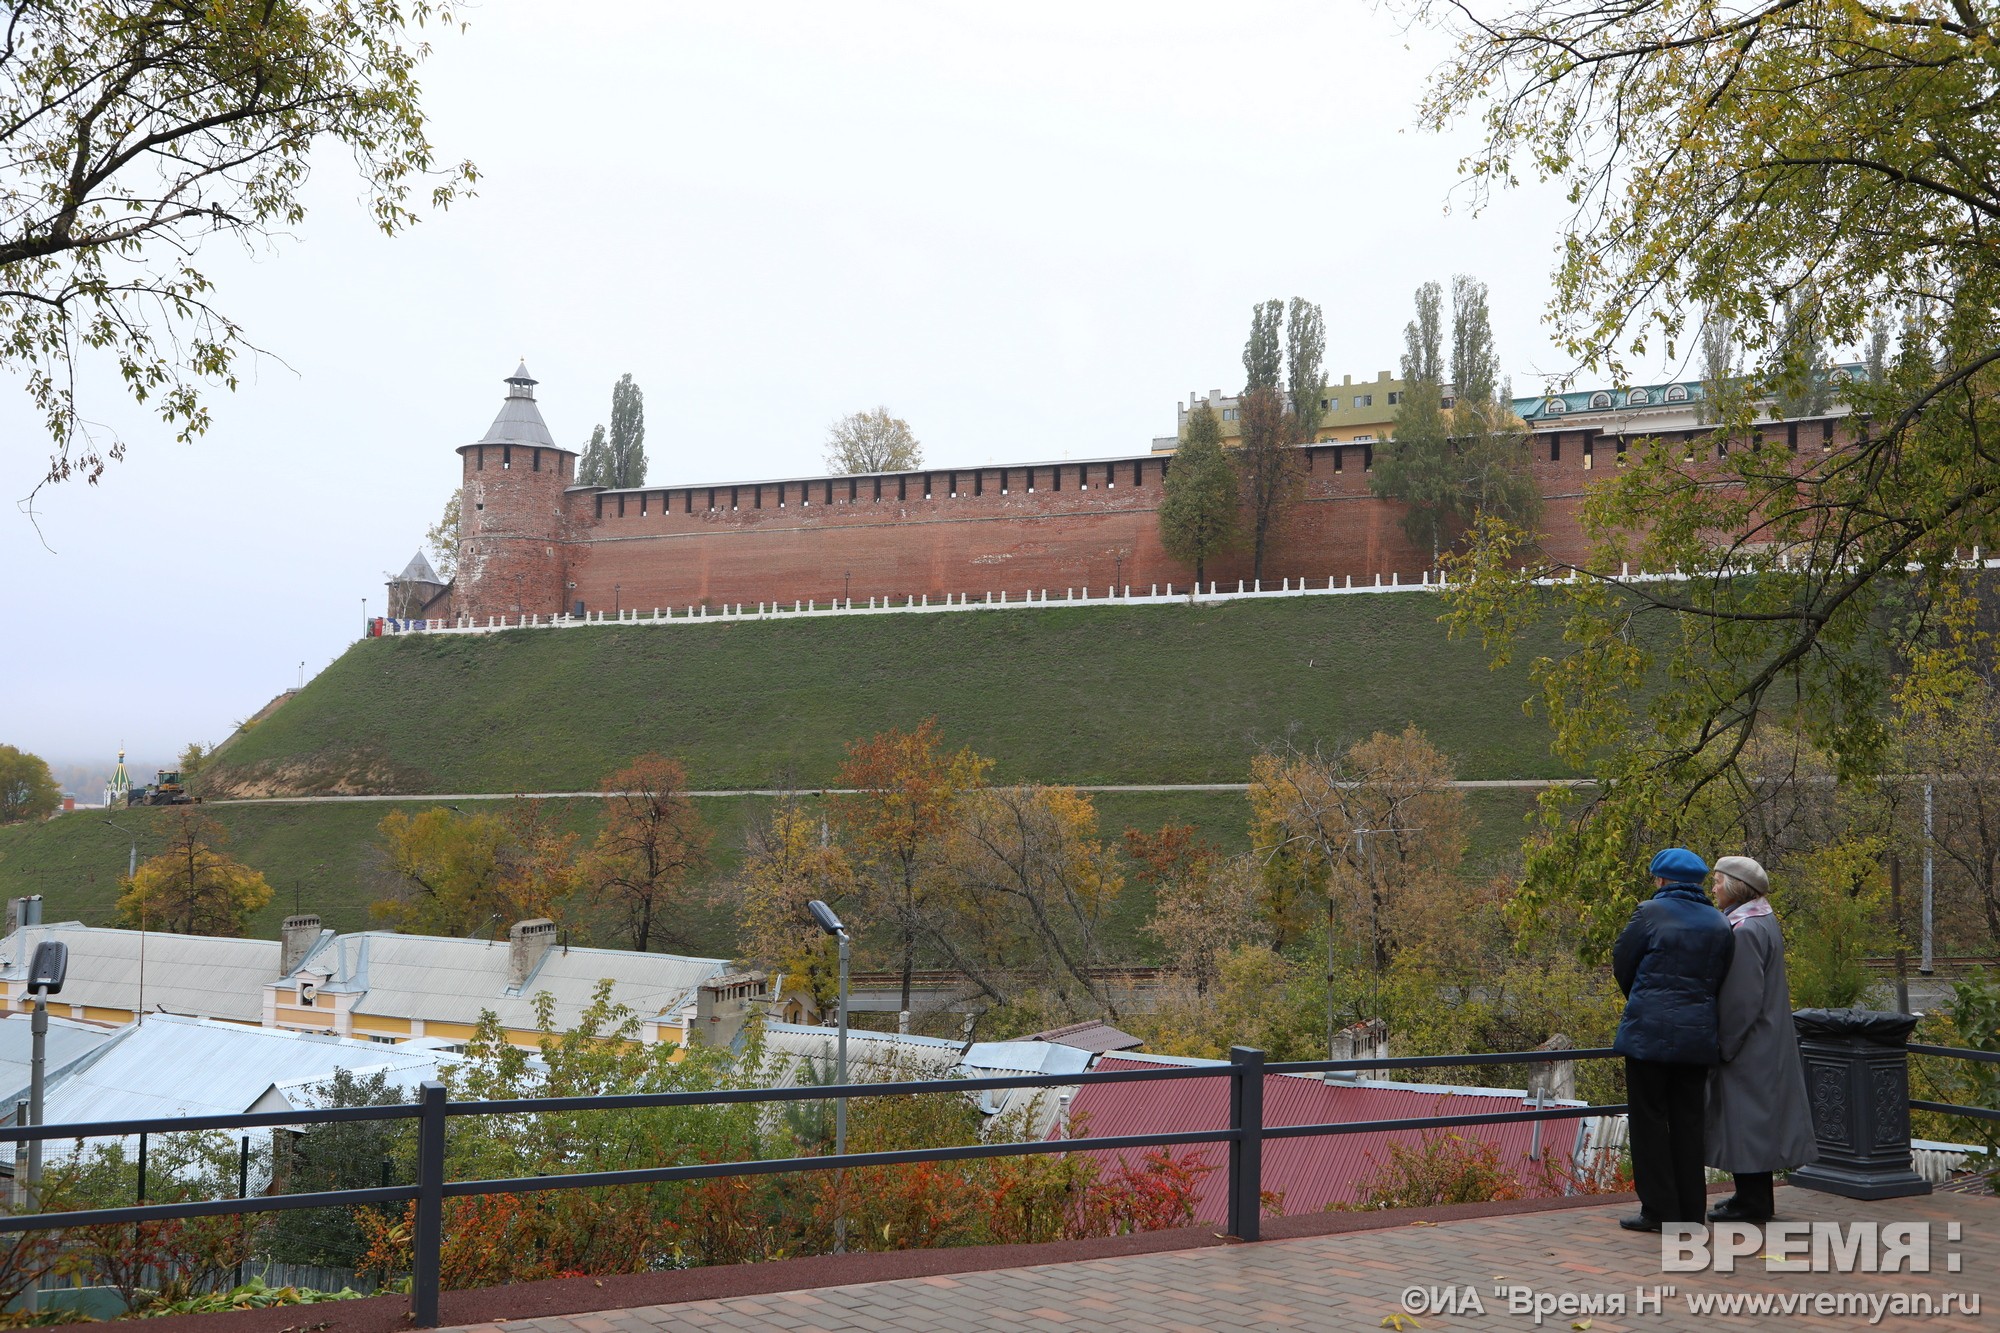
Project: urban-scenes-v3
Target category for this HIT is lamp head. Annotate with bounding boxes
[807,899,846,937]
[29,941,67,995]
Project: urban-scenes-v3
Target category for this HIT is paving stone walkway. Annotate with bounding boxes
[450,1187,1997,1332]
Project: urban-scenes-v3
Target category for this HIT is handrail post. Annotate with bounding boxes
[412,1081,447,1328]
[1227,1047,1265,1242]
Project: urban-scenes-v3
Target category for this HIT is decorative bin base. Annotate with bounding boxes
[1788,1008,1931,1201]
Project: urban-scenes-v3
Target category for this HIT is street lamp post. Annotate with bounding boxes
[23,941,68,1200]
[807,899,850,1253]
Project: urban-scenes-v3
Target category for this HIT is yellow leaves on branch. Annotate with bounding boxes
[116,811,273,937]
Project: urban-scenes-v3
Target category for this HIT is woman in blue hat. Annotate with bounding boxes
[1610,848,1736,1232]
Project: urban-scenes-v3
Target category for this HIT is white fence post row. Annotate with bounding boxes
[374,566,1492,637]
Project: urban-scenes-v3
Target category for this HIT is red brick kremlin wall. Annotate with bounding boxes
[451,417,1849,620]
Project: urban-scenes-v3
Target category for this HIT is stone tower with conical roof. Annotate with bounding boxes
[453,363,579,620]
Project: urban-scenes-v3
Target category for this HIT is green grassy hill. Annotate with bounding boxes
[199,596,1565,796]
[2,596,1564,957]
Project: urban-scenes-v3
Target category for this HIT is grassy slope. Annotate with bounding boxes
[4,596,1558,959]
[197,596,1566,796]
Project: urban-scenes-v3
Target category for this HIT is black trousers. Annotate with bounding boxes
[1625,1058,1710,1225]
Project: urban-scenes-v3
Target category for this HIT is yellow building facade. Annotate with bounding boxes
[1155,372,1407,452]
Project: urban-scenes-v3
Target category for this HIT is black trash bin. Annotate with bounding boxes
[1788,1008,1931,1200]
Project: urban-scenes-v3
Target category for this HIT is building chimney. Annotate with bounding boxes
[280,914,322,976]
[1324,1017,1390,1082]
[6,896,43,934]
[1526,1034,1576,1103]
[507,918,558,988]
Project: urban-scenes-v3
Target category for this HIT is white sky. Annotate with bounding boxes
[2,1,1586,772]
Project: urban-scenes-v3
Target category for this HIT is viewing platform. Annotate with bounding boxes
[163,1186,1991,1333]
[436,1187,1998,1332]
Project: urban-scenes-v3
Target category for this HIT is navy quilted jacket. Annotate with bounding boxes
[1611,886,1736,1064]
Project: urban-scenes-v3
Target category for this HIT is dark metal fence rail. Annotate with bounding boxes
[1909,1042,2000,1123]
[11,1040,1986,1328]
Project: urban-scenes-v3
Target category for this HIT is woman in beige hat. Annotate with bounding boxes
[1704,854,1819,1221]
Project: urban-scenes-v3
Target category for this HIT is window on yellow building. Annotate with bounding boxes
[1355,394,1373,408]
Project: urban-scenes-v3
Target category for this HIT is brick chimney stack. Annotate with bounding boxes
[508,918,558,989]
[280,914,322,975]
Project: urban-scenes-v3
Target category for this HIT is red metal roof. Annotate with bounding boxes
[1052,1054,1598,1222]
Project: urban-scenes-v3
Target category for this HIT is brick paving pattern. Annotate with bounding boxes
[447,1188,1997,1332]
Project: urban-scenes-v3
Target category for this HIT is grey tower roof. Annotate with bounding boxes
[478,361,559,448]
[394,550,444,586]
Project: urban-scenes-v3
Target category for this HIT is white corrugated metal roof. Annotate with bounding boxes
[750,1022,963,1090]
[0,923,276,1024]
[962,1041,1092,1077]
[0,1011,118,1099]
[304,931,728,1033]
[0,1014,454,1132]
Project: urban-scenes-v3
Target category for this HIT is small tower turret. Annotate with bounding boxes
[453,362,578,620]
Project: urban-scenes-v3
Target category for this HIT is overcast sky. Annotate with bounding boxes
[2,1,1588,776]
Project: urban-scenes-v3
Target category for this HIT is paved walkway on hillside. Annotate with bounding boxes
[208,778,1589,804]
[443,1188,1996,1332]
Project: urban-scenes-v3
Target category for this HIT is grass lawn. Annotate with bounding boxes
[198,595,1568,797]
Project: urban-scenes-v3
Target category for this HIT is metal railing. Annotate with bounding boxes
[1,1046,1624,1327]
[1908,1043,2000,1123]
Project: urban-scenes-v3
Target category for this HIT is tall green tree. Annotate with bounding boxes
[1237,298,1317,582]
[1286,298,1327,438]
[2,0,472,493]
[1449,275,1501,429]
[1373,278,1536,560]
[576,376,648,488]
[1242,299,1284,391]
[0,745,60,823]
[1158,403,1239,585]
[1418,0,2000,941]
[1373,282,1458,559]
[608,374,647,487]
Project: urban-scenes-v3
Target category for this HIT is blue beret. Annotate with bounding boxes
[1648,847,1709,885]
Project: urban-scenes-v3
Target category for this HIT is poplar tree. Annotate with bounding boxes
[1242,299,1284,391]
[1158,402,1240,586]
[1371,282,1457,560]
[1374,278,1536,560]
[1286,298,1327,438]
[1449,275,1500,427]
[608,374,647,487]
[577,376,647,488]
[1237,298,1313,582]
